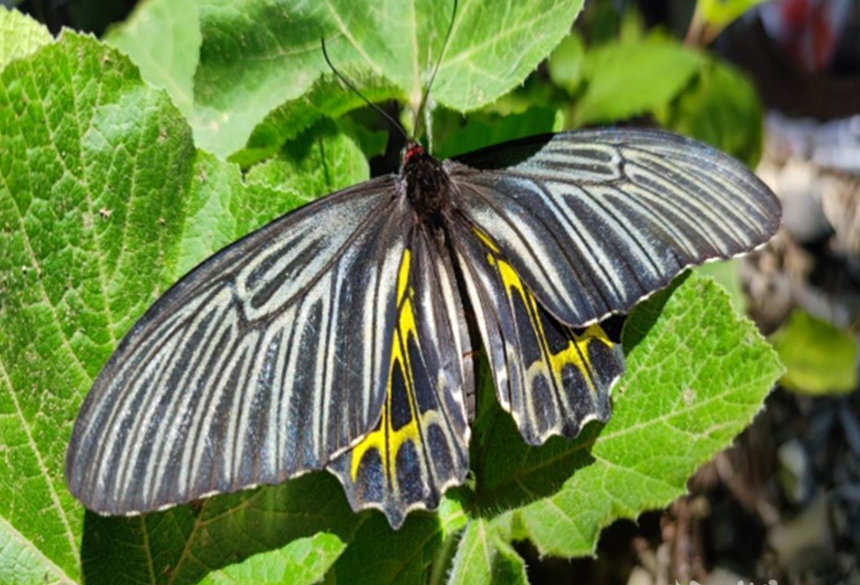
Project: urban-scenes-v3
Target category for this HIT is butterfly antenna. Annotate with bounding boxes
[321,38,409,144]
[414,0,458,140]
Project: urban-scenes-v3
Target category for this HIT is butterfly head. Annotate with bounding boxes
[401,142,450,221]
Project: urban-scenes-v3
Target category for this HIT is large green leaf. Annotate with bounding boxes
[107,0,583,158]
[474,273,782,557]
[1,8,782,585]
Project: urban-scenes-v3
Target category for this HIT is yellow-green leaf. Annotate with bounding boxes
[771,310,858,395]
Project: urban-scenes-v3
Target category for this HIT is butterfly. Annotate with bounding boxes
[65,127,780,528]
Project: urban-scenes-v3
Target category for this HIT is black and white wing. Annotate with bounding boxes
[447,128,780,443]
[66,177,407,515]
[448,128,781,327]
[449,218,623,445]
[327,222,472,528]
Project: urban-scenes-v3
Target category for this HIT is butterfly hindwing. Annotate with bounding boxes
[451,221,623,444]
[65,178,409,514]
[328,225,472,528]
[449,128,781,328]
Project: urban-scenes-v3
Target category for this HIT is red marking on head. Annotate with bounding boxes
[405,143,424,162]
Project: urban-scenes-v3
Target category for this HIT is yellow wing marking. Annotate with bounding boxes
[350,249,424,484]
[531,323,612,394]
[478,229,614,393]
[473,226,501,253]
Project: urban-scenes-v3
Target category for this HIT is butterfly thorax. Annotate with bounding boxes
[401,143,450,221]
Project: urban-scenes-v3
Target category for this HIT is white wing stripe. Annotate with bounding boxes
[450,128,781,326]
[110,297,228,504]
[66,179,407,514]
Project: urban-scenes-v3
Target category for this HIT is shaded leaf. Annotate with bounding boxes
[327,497,466,584]
[575,37,704,125]
[771,310,858,395]
[243,121,370,202]
[81,474,358,585]
[660,59,762,168]
[197,532,345,585]
[432,105,561,160]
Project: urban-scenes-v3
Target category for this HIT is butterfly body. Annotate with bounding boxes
[402,143,452,221]
[66,129,780,528]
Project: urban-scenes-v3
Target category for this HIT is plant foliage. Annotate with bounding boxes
[0,2,781,584]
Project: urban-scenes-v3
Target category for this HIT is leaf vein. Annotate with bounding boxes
[0,356,80,563]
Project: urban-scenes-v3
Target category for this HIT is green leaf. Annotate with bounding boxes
[1,7,783,585]
[447,520,527,585]
[698,0,769,29]
[0,6,52,68]
[196,532,345,585]
[189,0,583,157]
[547,33,586,95]
[659,59,762,168]
[469,273,782,558]
[232,73,404,168]
[428,0,583,112]
[0,516,75,585]
[103,0,201,119]
[575,37,704,125]
[770,311,858,395]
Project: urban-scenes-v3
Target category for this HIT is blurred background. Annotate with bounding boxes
[9,0,859,583]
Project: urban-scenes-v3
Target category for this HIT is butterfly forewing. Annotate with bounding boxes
[66,177,407,514]
[449,129,781,327]
[327,223,472,528]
